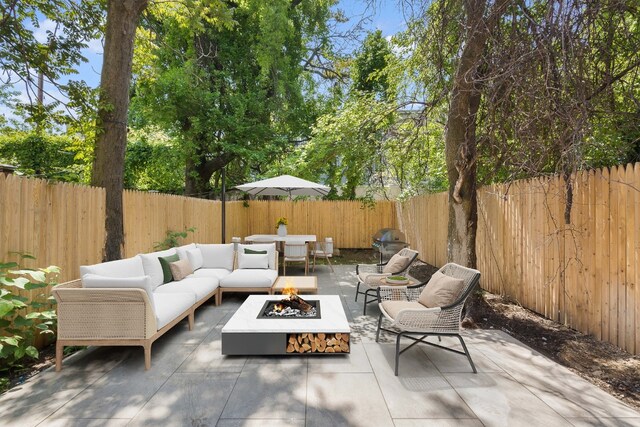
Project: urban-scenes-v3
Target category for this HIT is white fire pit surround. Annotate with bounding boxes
[222,295,350,355]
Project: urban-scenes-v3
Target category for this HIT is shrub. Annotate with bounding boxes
[0,254,59,384]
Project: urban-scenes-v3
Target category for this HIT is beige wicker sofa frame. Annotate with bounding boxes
[52,279,218,371]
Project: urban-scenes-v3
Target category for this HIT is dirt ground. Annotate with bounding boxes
[3,250,640,412]
[409,260,640,411]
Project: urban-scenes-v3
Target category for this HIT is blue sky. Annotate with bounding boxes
[2,0,406,121]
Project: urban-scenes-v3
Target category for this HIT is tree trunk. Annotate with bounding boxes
[444,0,509,268]
[444,0,509,327]
[92,0,148,261]
[444,0,488,268]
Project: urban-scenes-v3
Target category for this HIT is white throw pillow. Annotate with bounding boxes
[186,248,204,270]
[82,274,155,310]
[237,252,269,269]
[175,243,197,260]
[197,243,234,270]
[238,243,276,269]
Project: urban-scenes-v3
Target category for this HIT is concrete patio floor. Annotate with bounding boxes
[1,264,639,427]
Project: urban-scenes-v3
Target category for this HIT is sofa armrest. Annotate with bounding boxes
[52,280,157,340]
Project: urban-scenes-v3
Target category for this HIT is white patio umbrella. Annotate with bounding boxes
[235,174,330,198]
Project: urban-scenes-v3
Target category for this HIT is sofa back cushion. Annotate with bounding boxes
[238,243,276,270]
[237,252,269,269]
[139,248,178,289]
[197,243,234,270]
[176,243,197,260]
[82,274,155,311]
[80,257,144,279]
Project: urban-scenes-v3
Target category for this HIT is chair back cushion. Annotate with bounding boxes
[418,271,465,308]
[382,254,410,273]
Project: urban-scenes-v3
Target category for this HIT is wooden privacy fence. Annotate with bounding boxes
[397,163,639,355]
[0,173,396,283]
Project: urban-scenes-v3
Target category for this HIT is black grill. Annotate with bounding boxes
[372,228,408,263]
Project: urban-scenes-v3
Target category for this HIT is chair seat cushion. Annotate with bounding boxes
[358,272,388,287]
[191,268,232,280]
[418,271,465,308]
[380,300,426,319]
[153,292,195,330]
[155,277,219,301]
[220,269,278,288]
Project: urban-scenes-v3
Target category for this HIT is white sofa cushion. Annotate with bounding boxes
[186,248,204,270]
[237,243,277,270]
[220,269,277,288]
[237,252,269,269]
[191,268,232,280]
[82,274,155,310]
[153,292,195,330]
[80,257,144,278]
[138,248,177,290]
[197,243,234,270]
[176,243,197,260]
[154,276,219,301]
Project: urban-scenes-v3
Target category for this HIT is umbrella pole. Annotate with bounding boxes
[221,166,226,243]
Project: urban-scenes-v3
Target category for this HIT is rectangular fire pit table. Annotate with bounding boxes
[222,295,350,355]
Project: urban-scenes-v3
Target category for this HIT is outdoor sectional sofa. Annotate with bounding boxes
[52,242,278,371]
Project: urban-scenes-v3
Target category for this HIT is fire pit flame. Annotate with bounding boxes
[282,282,298,297]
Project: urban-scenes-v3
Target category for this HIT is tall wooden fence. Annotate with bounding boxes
[0,174,396,283]
[397,163,639,355]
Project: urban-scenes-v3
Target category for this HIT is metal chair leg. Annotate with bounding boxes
[457,335,477,373]
[355,282,360,301]
[375,313,383,342]
[395,332,404,376]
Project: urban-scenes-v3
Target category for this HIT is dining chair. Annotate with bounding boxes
[312,237,334,272]
[283,241,309,275]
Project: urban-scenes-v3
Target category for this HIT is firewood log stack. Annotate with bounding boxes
[286,332,350,353]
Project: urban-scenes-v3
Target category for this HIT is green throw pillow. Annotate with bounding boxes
[159,254,180,283]
[245,248,267,254]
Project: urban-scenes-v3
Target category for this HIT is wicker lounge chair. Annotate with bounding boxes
[375,263,481,375]
[355,248,419,314]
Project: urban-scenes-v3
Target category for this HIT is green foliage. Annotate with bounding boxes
[124,127,184,193]
[351,30,392,97]
[0,131,86,181]
[0,1,104,128]
[0,254,59,377]
[131,0,336,195]
[153,227,197,251]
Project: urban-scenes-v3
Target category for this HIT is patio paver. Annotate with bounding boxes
[1,264,639,427]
